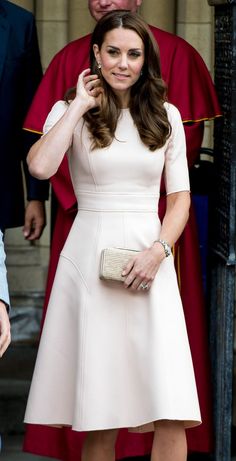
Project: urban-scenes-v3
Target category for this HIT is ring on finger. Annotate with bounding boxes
[140,282,149,290]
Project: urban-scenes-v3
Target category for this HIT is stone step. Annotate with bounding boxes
[10,291,44,309]
[6,244,49,267]
[7,264,47,292]
[4,227,49,294]
[8,291,44,342]
[0,379,31,433]
[0,345,38,380]
[5,243,49,293]
[1,434,55,461]
[10,306,42,344]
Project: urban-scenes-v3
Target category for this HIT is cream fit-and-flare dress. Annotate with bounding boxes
[24,100,201,432]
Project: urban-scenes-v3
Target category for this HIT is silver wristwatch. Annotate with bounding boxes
[154,239,171,257]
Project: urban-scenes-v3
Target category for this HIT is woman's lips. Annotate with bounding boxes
[112,73,129,80]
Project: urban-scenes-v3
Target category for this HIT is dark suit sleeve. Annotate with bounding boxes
[22,14,49,201]
[23,131,49,201]
[0,230,10,309]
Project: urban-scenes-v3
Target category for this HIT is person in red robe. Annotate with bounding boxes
[23,1,221,460]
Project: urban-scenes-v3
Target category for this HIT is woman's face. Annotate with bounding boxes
[88,0,142,22]
[93,27,144,107]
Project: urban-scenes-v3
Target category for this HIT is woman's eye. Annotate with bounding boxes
[106,49,141,58]
[129,52,141,58]
[107,49,119,56]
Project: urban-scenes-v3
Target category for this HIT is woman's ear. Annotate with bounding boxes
[93,44,100,64]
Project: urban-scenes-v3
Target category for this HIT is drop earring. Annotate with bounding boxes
[97,62,102,70]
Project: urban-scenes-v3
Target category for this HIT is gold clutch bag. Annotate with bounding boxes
[99,247,140,282]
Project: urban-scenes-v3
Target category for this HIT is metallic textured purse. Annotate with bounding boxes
[99,247,140,282]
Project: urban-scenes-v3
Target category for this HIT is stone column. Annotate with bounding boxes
[177,0,214,148]
[140,0,176,33]
[36,0,68,70]
[68,0,177,41]
[68,0,95,41]
[10,0,34,12]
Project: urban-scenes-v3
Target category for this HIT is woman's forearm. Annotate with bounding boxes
[152,191,190,258]
[27,98,88,180]
[160,191,190,245]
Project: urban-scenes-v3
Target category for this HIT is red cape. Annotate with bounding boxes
[23,26,221,460]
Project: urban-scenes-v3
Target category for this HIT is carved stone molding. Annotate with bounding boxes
[208,0,236,5]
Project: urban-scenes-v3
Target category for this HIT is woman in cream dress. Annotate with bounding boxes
[25,11,201,461]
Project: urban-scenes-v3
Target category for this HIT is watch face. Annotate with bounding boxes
[157,239,171,257]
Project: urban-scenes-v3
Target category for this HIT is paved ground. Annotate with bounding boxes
[1,435,56,461]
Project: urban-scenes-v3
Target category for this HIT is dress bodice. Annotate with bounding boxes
[43,101,190,206]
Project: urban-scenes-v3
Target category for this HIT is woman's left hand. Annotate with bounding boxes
[122,244,166,291]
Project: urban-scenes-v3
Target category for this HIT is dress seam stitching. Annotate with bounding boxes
[60,254,89,291]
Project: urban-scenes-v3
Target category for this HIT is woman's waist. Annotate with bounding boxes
[76,190,159,212]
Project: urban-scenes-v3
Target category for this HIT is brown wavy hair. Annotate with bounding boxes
[66,10,171,151]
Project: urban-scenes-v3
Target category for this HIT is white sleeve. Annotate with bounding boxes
[164,103,190,195]
[43,100,68,135]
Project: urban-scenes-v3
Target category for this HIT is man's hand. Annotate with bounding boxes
[23,200,46,240]
[0,301,11,358]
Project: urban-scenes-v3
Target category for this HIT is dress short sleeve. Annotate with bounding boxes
[43,100,68,135]
[164,103,190,195]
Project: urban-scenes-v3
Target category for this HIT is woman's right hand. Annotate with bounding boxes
[27,68,103,181]
[75,68,103,111]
